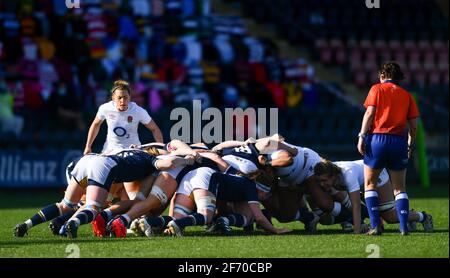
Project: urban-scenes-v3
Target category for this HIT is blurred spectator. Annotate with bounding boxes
[0,77,24,137]
[0,0,324,149]
[48,81,85,132]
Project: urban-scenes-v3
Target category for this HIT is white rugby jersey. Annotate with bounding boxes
[334,160,389,193]
[156,154,185,179]
[275,142,321,186]
[96,101,152,152]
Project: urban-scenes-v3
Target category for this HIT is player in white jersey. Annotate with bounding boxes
[314,159,433,233]
[263,141,353,231]
[83,80,163,217]
[89,140,202,237]
[136,160,225,238]
[84,79,163,155]
[106,140,214,237]
[130,140,294,237]
[210,136,325,232]
[159,151,291,237]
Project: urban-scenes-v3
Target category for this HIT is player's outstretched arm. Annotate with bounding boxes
[166,139,198,156]
[212,140,245,152]
[155,156,194,170]
[254,138,297,156]
[249,202,292,235]
[199,152,229,172]
[349,191,363,234]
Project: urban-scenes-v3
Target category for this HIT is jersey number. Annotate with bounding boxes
[117,150,135,157]
[234,145,252,154]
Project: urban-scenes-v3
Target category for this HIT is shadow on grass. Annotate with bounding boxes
[145,228,449,237]
[0,238,113,247]
[2,229,447,248]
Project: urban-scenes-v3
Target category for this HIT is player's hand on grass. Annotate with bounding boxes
[275,228,292,235]
[361,223,369,233]
[355,223,369,234]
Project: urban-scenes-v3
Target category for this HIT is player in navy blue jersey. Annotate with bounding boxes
[90,140,206,237]
[159,142,294,236]
[106,151,226,237]
[162,164,292,236]
[133,152,229,237]
[220,135,349,233]
[13,150,192,238]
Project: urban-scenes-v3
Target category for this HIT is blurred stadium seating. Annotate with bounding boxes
[0,0,365,151]
[0,0,447,151]
[236,0,449,135]
[0,0,448,186]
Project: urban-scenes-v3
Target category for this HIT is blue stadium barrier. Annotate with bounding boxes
[0,150,83,188]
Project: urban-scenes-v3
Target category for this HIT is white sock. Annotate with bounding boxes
[242,216,248,227]
[73,218,81,226]
[123,214,131,224]
[222,217,230,225]
[342,194,351,209]
[25,219,33,229]
[331,202,342,217]
[417,211,424,222]
[104,209,113,221]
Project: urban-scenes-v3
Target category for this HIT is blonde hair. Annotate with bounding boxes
[314,159,347,191]
[111,80,131,96]
[143,146,161,156]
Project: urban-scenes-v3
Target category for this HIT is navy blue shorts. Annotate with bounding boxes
[364,133,408,171]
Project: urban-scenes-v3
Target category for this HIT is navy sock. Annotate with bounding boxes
[29,204,61,227]
[395,192,410,232]
[146,215,174,229]
[119,215,131,227]
[365,190,380,228]
[226,213,246,227]
[100,210,112,222]
[175,213,206,229]
[296,207,315,224]
[74,209,96,226]
[53,210,76,224]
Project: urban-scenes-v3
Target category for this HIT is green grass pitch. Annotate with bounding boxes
[0,186,448,258]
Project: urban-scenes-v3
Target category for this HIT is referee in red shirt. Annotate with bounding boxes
[357,61,420,236]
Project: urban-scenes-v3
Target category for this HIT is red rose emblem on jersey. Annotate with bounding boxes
[127,116,133,123]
